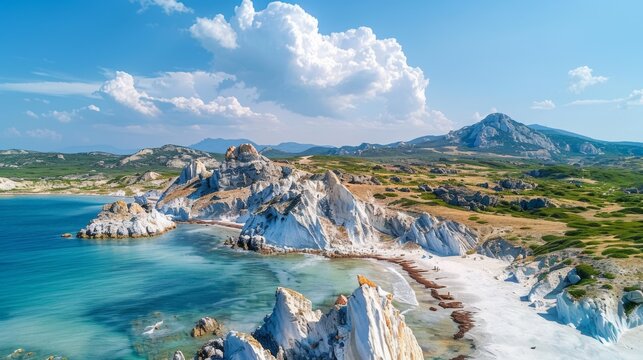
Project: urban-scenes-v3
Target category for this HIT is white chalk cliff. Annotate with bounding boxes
[156,144,479,255]
[215,275,423,360]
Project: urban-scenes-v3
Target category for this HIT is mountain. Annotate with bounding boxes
[116,144,219,168]
[529,124,643,157]
[425,113,559,158]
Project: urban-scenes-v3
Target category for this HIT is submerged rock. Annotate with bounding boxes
[77,200,175,239]
[191,316,224,337]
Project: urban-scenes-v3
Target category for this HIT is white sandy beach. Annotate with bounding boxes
[395,250,642,360]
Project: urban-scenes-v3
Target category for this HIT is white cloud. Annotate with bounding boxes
[531,99,556,110]
[472,112,483,121]
[3,127,21,137]
[568,88,643,107]
[137,0,192,14]
[25,128,62,140]
[191,15,238,49]
[99,70,270,120]
[160,96,267,119]
[100,71,160,116]
[25,110,39,119]
[43,105,102,123]
[568,66,608,93]
[0,81,99,96]
[189,0,436,125]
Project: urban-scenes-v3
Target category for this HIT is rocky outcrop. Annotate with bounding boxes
[397,213,478,256]
[77,200,175,239]
[579,142,602,155]
[497,178,536,190]
[177,160,210,185]
[191,317,224,337]
[432,185,498,210]
[513,197,554,210]
[430,167,458,175]
[477,238,529,262]
[222,276,424,360]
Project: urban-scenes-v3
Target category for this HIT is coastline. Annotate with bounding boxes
[9,191,638,359]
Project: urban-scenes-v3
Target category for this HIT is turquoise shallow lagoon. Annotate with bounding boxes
[0,196,448,359]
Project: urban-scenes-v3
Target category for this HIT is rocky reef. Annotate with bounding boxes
[186,276,424,360]
[77,200,175,239]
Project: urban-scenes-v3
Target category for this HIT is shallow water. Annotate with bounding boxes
[0,195,469,359]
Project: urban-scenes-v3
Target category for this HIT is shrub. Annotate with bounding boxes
[567,288,587,299]
[575,264,599,279]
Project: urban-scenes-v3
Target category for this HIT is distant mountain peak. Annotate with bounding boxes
[444,113,558,157]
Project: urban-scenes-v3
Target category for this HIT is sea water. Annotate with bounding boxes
[0,196,470,359]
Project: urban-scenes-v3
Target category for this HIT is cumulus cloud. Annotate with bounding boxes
[26,110,39,119]
[87,104,101,112]
[568,66,608,93]
[0,81,99,97]
[137,0,192,14]
[25,128,62,140]
[531,99,556,110]
[99,70,269,120]
[189,0,436,124]
[100,71,160,116]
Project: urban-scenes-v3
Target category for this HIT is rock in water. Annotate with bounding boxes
[172,350,185,360]
[250,275,423,359]
[77,200,175,239]
[191,316,224,337]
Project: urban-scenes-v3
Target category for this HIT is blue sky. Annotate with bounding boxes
[1,0,641,151]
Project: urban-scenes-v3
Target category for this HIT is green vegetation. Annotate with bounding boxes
[575,264,599,279]
[567,288,587,299]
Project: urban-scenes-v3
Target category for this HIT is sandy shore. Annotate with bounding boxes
[392,249,642,360]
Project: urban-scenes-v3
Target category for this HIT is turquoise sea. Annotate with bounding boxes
[0,195,468,359]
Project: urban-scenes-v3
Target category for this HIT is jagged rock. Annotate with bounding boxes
[224,332,276,360]
[390,176,402,183]
[191,317,224,337]
[625,290,643,304]
[397,165,416,174]
[172,350,186,360]
[498,178,536,190]
[398,213,478,256]
[77,200,175,239]
[250,277,423,359]
[566,270,581,285]
[430,167,458,175]
[196,338,225,360]
[177,160,210,185]
[210,145,284,191]
[348,174,381,185]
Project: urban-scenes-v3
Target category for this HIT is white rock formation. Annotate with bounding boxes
[246,276,423,359]
[156,144,479,255]
[0,177,18,191]
[177,160,210,185]
[556,291,625,343]
[397,213,478,256]
[224,331,276,360]
[77,200,175,238]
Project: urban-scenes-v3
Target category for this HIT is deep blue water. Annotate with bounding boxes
[0,196,413,359]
